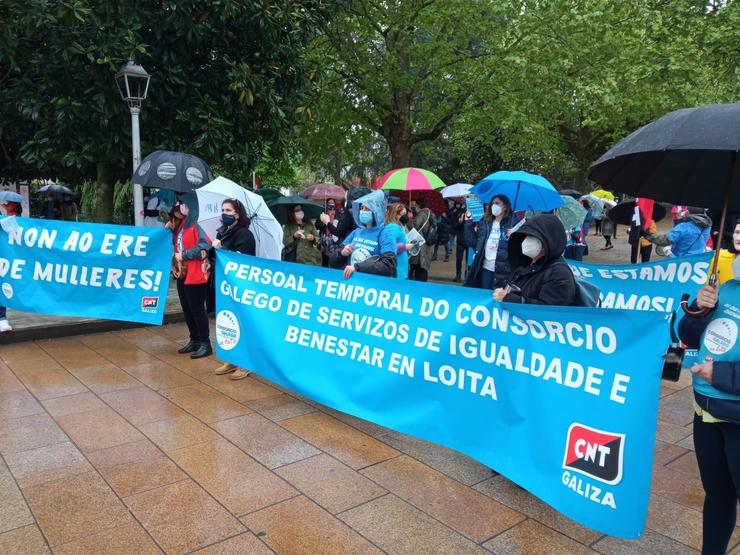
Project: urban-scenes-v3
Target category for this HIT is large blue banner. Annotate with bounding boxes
[215,250,669,538]
[0,217,171,324]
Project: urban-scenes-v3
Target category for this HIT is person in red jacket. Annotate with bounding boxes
[167,198,212,358]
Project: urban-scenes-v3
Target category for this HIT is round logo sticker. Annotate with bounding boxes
[185,167,204,185]
[1,283,12,300]
[703,317,738,355]
[216,310,240,351]
[137,160,151,176]
[156,162,177,180]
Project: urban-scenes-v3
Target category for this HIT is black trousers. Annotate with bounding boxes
[630,243,653,264]
[176,280,210,344]
[455,241,467,276]
[409,265,428,282]
[693,415,740,555]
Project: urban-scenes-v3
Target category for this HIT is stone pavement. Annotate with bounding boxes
[0,323,739,554]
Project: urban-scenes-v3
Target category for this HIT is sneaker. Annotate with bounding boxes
[230,369,252,380]
[0,319,12,333]
[443,257,450,262]
[214,363,236,375]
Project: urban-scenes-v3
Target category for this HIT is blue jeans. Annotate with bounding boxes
[433,241,451,260]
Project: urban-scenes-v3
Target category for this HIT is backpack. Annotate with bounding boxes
[546,259,601,307]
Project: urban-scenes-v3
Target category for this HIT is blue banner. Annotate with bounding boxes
[0,217,171,324]
[215,250,669,538]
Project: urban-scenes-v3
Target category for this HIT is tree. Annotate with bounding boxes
[1,0,338,220]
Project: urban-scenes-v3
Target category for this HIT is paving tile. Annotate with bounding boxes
[482,519,596,554]
[124,480,244,554]
[191,532,274,555]
[160,384,251,423]
[281,412,399,469]
[77,332,128,351]
[40,345,108,371]
[361,455,524,542]
[242,495,383,555]
[121,361,196,390]
[87,439,187,497]
[646,493,703,549]
[0,464,35,533]
[0,413,68,456]
[156,353,216,378]
[100,386,186,426]
[40,391,106,418]
[5,442,92,488]
[23,471,132,546]
[96,346,155,368]
[652,439,689,467]
[340,493,487,555]
[212,413,320,469]
[118,329,179,352]
[656,419,693,444]
[592,528,699,554]
[658,389,694,427]
[0,342,51,365]
[0,390,44,420]
[276,453,386,514]
[139,414,221,453]
[53,521,162,554]
[473,475,601,545]
[11,366,87,400]
[66,362,142,394]
[379,429,493,486]
[201,374,282,403]
[0,365,26,393]
[321,407,392,439]
[56,407,144,453]
[244,394,317,422]
[169,438,297,516]
[665,452,700,480]
[651,465,704,512]
[677,434,695,451]
[0,525,50,554]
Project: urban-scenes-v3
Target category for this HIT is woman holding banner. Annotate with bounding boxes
[678,220,740,555]
[168,198,212,359]
[210,199,256,379]
[464,195,517,290]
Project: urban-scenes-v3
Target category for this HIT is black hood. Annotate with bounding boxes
[507,214,566,267]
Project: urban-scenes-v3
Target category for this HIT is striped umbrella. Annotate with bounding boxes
[379,168,446,191]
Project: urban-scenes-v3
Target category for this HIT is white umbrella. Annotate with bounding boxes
[441,183,472,198]
[196,176,283,260]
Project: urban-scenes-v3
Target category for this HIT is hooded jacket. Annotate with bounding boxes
[464,214,518,289]
[342,190,397,277]
[502,214,576,306]
[646,212,711,257]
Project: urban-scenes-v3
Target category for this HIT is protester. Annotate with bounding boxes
[677,218,740,555]
[493,214,576,306]
[316,199,342,267]
[563,224,586,261]
[408,198,437,282]
[0,200,22,332]
[448,199,467,282]
[581,198,594,238]
[464,195,517,290]
[144,188,175,227]
[340,190,397,279]
[210,199,256,379]
[385,203,414,279]
[672,204,688,226]
[600,208,615,250]
[282,204,321,266]
[636,219,656,263]
[643,207,711,258]
[167,198,212,358]
[431,208,451,262]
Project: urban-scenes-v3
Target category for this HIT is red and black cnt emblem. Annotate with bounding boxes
[562,423,625,485]
[141,297,159,309]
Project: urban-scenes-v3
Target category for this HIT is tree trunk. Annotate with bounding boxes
[94,161,116,223]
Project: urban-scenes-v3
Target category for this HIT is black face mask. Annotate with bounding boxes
[399,214,409,225]
[411,208,418,216]
[222,214,237,227]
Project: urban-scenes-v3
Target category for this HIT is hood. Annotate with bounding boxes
[507,214,566,267]
[686,213,711,229]
[352,189,387,228]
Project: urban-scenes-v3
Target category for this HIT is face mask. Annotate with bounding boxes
[521,236,543,259]
[326,205,336,212]
[294,211,304,221]
[491,204,502,217]
[359,211,373,225]
[411,208,418,216]
[399,214,409,225]
[222,214,236,227]
[732,256,740,280]
[178,204,189,217]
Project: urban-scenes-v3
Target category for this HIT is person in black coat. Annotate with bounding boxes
[493,214,576,306]
[210,198,256,380]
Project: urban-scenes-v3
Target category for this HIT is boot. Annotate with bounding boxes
[178,340,198,354]
[190,342,213,359]
[453,273,461,283]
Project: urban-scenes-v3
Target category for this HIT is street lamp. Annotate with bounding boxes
[115,60,151,226]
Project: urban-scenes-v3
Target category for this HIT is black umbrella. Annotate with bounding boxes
[133,150,213,193]
[267,195,324,225]
[589,102,740,314]
[606,200,667,226]
[38,183,74,197]
[559,189,583,199]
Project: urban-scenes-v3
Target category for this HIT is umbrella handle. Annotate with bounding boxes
[680,294,709,317]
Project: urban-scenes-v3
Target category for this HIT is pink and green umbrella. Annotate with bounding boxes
[378,168,446,191]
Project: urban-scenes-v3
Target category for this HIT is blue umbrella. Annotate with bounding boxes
[470,170,564,212]
[0,191,24,203]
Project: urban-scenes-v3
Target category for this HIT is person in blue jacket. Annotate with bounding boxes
[384,202,415,279]
[678,218,740,555]
[340,190,397,279]
[644,206,711,257]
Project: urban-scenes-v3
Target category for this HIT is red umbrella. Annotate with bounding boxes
[300,183,346,203]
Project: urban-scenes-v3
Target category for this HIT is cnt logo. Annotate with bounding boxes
[562,423,625,485]
[141,297,159,313]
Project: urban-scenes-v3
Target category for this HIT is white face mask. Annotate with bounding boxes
[491,204,502,217]
[521,236,543,259]
[294,211,304,221]
[732,256,740,280]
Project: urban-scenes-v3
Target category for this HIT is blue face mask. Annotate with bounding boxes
[222,214,237,226]
[359,210,373,225]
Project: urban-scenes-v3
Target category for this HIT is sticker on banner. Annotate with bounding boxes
[703,317,738,355]
[563,423,625,485]
[216,310,240,350]
[141,296,159,314]
[2,283,12,299]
